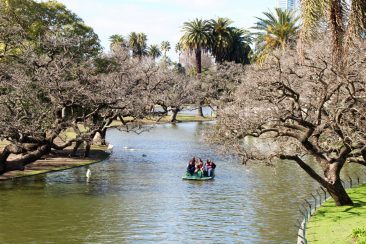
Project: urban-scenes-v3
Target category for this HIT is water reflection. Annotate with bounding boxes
[0,122,359,243]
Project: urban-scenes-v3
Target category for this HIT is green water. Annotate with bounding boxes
[0,122,361,243]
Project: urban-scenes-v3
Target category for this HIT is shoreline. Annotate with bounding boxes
[0,116,213,182]
[108,114,215,127]
[0,146,111,181]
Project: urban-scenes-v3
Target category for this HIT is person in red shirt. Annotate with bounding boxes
[205,159,216,177]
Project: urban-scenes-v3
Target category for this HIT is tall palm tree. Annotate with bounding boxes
[208,17,233,63]
[109,34,126,51]
[175,42,182,63]
[180,18,211,117]
[226,28,252,64]
[179,18,211,75]
[128,32,147,59]
[252,8,299,63]
[160,41,171,57]
[299,0,366,61]
[147,44,161,60]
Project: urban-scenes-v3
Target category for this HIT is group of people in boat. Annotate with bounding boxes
[186,156,216,177]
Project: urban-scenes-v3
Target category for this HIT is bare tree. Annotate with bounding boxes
[209,40,366,206]
[149,67,197,122]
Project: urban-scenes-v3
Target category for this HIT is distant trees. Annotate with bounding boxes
[179,19,211,75]
[128,32,148,58]
[209,17,252,64]
[147,44,161,60]
[160,41,171,57]
[109,34,126,50]
[179,17,252,74]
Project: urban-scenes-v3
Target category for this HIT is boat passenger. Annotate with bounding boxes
[187,160,195,175]
[195,158,204,177]
[205,159,216,177]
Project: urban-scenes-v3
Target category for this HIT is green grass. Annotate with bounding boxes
[307,184,366,243]
[352,228,366,244]
[108,114,214,127]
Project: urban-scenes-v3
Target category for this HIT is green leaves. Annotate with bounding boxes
[252,8,299,64]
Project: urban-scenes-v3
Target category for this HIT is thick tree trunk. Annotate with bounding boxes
[100,130,107,145]
[195,48,202,75]
[324,163,353,206]
[84,141,91,158]
[280,154,353,206]
[170,108,180,122]
[70,140,82,157]
[326,178,353,206]
[0,144,51,175]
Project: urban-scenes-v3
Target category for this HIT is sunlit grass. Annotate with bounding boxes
[108,114,214,127]
[0,140,9,148]
[307,184,366,243]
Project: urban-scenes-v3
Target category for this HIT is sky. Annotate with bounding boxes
[56,0,276,61]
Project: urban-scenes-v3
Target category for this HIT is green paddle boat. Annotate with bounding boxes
[182,170,215,181]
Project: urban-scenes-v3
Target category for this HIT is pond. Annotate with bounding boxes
[0,122,357,243]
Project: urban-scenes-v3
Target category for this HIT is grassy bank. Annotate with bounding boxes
[307,184,366,243]
[109,114,214,127]
[0,145,110,181]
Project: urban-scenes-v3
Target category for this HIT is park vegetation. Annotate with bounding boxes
[1,0,366,207]
[209,1,366,206]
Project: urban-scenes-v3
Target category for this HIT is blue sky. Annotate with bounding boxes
[57,0,276,61]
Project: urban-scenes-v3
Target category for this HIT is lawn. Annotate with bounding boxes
[307,184,366,243]
[108,114,214,127]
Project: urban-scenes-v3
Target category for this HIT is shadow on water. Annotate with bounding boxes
[0,121,359,243]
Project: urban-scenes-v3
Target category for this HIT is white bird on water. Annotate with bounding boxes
[86,168,91,179]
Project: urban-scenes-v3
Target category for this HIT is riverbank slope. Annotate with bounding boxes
[0,145,110,181]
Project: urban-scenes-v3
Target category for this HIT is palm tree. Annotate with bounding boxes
[128,32,147,59]
[175,42,182,63]
[180,18,211,117]
[147,44,161,60]
[109,34,126,51]
[179,18,211,75]
[160,41,171,57]
[208,17,233,63]
[299,0,366,61]
[226,28,252,64]
[252,8,299,63]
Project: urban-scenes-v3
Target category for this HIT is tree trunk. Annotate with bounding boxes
[170,108,180,122]
[329,0,345,65]
[197,106,204,117]
[280,154,353,206]
[194,49,203,117]
[70,140,82,157]
[0,144,51,175]
[324,163,353,206]
[84,141,91,158]
[100,130,106,145]
[195,48,202,75]
[326,178,353,206]
[196,100,204,118]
